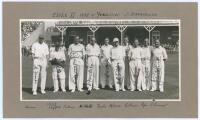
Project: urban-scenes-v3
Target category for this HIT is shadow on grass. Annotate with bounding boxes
[22,87,55,94]
[22,85,116,95]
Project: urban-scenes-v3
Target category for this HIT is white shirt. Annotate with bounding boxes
[31,42,49,58]
[152,46,168,60]
[49,47,66,61]
[68,43,85,58]
[128,47,143,60]
[86,43,100,57]
[101,44,113,59]
[123,44,133,56]
[111,45,125,60]
[142,46,152,59]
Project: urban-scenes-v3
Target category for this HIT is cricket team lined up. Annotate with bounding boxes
[31,35,168,95]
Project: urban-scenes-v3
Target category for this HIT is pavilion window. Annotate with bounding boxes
[87,31,94,44]
[152,30,160,45]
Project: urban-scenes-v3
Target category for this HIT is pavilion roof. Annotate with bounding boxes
[55,20,179,27]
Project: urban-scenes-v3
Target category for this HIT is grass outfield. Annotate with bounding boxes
[22,53,179,100]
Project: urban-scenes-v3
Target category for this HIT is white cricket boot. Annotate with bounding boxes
[33,91,37,96]
[41,90,46,94]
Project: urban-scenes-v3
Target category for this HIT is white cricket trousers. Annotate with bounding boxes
[111,59,125,91]
[69,58,84,91]
[124,57,130,89]
[87,56,99,91]
[100,59,113,88]
[52,65,66,91]
[32,58,47,92]
[129,59,146,90]
[151,60,165,91]
[142,59,151,90]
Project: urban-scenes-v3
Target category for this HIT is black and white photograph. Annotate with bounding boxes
[20,19,180,101]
